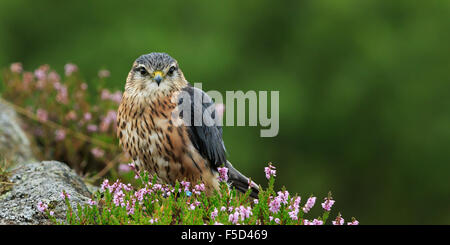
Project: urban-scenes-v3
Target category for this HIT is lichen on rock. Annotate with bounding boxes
[0,161,92,225]
[0,100,35,165]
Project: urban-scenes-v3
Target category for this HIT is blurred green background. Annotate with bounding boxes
[1,0,449,224]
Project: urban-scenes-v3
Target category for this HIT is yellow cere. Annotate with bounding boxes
[153,71,164,78]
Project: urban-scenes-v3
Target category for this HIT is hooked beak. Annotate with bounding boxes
[153,71,163,85]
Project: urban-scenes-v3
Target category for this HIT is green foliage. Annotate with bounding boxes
[0,158,14,195]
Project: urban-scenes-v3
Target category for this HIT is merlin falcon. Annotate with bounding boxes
[117,52,259,197]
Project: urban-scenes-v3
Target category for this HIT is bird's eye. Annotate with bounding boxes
[135,67,148,76]
[168,66,177,76]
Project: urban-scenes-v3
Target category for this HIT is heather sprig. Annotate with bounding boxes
[44,163,358,225]
[1,63,127,180]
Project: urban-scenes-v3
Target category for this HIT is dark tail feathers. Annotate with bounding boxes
[225,161,259,199]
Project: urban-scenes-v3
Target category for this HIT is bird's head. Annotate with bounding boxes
[125,52,187,99]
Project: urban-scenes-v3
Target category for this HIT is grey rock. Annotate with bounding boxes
[0,161,92,225]
[85,182,100,195]
[0,100,35,164]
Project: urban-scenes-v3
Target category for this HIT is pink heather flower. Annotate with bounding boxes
[229,211,240,224]
[118,163,132,173]
[304,219,323,225]
[303,219,323,225]
[228,206,234,212]
[10,62,23,73]
[152,184,163,192]
[277,191,289,204]
[269,216,274,222]
[87,124,98,132]
[37,201,48,212]
[53,81,62,90]
[101,89,111,100]
[269,196,282,213]
[288,196,301,220]
[289,196,301,210]
[83,112,92,121]
[60,191,71,200]
[64,63,78,76]
[274,218,280,224]
[36,109,48,122]
[100,179,109,192]
[110,91,122,104]
[214,222,223,225]
[56,85,69,104]
[91,147,105,158]
[254,199,259,204]
[239,206,252,220]
[107,181,131,193]
[220,206,226,212]
[321,197,335,212]
[332,214,344,225]
[264,164,276,180]
[312,219,323,225]
[65,110,77,121]
[302,196,316,213]
[109,180,120,193]
[98,69,110,78]
[99,110,117,132]
[113,190,125,207]
[196,183,205,191]
[180,181,190,192]
[194,183,206,195]
[211,208,218,220]
[128,163,137,172]
[217,167,228,182]
[49,211,54,216]
[55,129,66,141]
[88,199,96,206]
[124,183,133,192]
[126,199,136,215]
[289,209,299,220]
[48,71,60,83]
[134,188,148,202]
[80,82,88,90]
[23,72,33,84]
[247,178,255,190]
[34,68,46,81]
[348,219,359,225]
